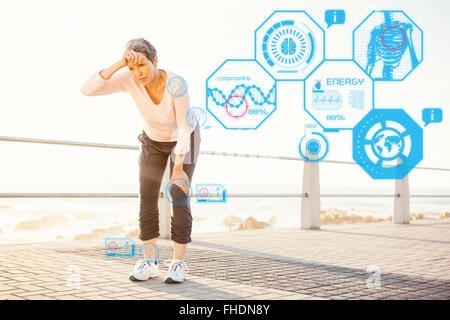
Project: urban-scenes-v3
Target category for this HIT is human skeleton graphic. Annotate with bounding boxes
[366,11,419,80]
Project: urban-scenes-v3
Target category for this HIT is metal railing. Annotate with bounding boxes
[2,135,449,171]
[1,135,449,235]
[1,192,449,199]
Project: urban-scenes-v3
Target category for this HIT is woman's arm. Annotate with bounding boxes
[99,60,127,80]
[80,59,128,96]
[171,79,194,189]
[80,51,143,96]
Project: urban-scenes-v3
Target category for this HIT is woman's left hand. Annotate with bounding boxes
[170,169,190,196]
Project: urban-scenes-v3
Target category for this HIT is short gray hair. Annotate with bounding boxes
[125,38,157,62]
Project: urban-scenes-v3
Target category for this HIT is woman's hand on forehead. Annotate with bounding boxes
[123,50,147,67]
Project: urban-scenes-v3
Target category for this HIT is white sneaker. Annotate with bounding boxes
[129,259,160,281]
[165,260,188,283]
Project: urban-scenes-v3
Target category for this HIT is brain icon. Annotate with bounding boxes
[281,38,297,55]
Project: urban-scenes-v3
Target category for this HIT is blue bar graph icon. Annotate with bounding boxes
[105,237,136,257]
[196,184,227,203]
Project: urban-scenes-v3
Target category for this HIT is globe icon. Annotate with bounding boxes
[353,109,423,179]
[371,129,404,160]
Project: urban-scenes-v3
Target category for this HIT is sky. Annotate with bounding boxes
[0,0,449,194]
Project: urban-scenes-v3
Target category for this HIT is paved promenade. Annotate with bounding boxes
[1,219,449,300]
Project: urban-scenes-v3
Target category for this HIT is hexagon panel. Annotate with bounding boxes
[206,59,276,130]
[304,60,374,131]
[353,109,423,179]
[255,10,325,80]
[353,10,423,81]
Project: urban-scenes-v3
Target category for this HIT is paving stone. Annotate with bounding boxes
[0,219,449,300]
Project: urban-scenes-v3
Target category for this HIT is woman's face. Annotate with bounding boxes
[128,55,157,86]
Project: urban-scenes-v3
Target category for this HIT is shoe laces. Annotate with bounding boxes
[166,259,188,274]
[135,259,149,272]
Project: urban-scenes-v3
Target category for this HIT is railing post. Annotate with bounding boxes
[301,160,321,229]
[394,173,410,224]
[158,161,172,238]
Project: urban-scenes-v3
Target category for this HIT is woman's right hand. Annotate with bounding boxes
[99,51,144,80]
[120,50,146,68]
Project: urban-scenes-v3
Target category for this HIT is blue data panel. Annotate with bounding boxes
[206,59,276,130]
[304,60,374,131]
[353,10,423,81]
[353,109,423,179]
[255,11,325,80]
[196,184,227,203]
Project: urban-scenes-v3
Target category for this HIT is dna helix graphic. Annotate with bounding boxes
[207,84,276,108]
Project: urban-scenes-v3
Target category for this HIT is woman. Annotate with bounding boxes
[80,38,200,283]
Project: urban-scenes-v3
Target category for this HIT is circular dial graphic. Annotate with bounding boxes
[108,241,118,252]
[306,139,321,155]
[299,132,329,162]
[262,20,314,69]
[352,109,423,179]
[269,25,309,68]
[225,95,249,118]
[198,187,209,198]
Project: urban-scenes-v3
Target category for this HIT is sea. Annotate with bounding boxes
[0,185,449,245]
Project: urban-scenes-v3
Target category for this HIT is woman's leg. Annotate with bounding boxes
[138,132,170,260]
[169,162,196,260]
[168,126,200,260]
[173,242,187,260]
